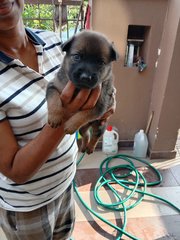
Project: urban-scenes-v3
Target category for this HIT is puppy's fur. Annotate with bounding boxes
[46,30,119,154]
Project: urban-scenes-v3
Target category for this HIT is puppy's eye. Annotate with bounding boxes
[71,54,81,62]
[97,59,106,66]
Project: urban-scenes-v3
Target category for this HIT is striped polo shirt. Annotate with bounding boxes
[0,28,78,212]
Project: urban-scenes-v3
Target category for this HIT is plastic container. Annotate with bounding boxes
[133,129,148,158]
[102,126,119,154]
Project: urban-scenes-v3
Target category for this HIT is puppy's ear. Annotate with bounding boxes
[61,36,75,52]
[110,42,119,61]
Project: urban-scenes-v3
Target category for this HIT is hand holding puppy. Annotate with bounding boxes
[59,81,102,122]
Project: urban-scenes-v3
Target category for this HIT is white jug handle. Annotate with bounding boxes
[112,130,119,142]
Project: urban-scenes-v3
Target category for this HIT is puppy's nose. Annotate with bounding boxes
[80,72,92,81]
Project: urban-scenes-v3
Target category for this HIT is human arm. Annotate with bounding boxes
[0,82,101,184]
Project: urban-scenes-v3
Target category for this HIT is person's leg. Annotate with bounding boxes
[0,184,75,240]
[53,184,75,240]
[0,202,56,240]
[0,209,19,240]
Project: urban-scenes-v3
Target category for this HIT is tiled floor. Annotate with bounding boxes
[72,149,180,240]
[0,149,180,240]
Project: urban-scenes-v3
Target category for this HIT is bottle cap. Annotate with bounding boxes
[107,125,113,131]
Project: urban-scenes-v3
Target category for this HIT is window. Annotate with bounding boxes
[23,0,87,41]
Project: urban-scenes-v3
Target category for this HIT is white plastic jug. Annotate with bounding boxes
[133,129,148,158]
[102,126,119,154]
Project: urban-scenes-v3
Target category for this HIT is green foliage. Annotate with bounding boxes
[23,4,54,31]
[23,1,88,32]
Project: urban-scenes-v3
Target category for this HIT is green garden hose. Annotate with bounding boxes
[73,153,180,240]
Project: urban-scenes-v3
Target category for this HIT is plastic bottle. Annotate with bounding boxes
[133,129,148,158]
[102,126,119,154]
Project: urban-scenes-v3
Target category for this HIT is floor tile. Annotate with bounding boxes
[73,150,180,240]
[170,164,180,185]
[75,166,179,193]
[72,215,180,240]
[74,186,180,222]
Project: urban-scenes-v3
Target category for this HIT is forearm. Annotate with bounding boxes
[0,82,101,183]
[10,124,66,183]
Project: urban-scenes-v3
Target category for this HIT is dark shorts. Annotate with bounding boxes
[0,184,75,240]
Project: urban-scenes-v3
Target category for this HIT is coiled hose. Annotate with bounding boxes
[73,153,180,240]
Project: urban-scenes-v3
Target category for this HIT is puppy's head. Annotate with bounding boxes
[61,30,119,89]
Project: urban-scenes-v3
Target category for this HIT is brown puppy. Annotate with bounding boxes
[46,30,119,154]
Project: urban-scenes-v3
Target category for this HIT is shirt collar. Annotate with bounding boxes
[0,28,46,64]
[26,28,46,46]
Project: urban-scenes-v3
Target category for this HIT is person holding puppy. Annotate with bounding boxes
[0,1,114,239]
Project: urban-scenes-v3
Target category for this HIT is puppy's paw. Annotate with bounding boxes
[64,125,77,134]
[80,144,94,154]
[48,114,63,128]
[86,146,94,155]
[79,140,95,154]
[86,140,98,154]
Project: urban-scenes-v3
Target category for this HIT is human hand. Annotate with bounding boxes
[60,81,101,121]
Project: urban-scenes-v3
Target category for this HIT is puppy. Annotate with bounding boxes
[46,30,119,154]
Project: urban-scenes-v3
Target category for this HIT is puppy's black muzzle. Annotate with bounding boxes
[72,68,99,89]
